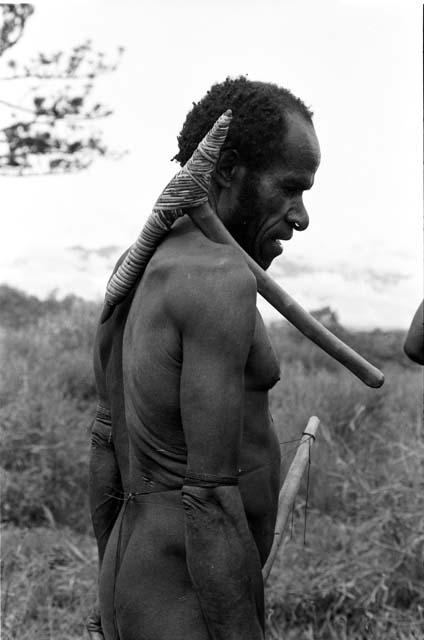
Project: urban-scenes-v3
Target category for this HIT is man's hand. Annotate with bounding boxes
[86,605,104,640]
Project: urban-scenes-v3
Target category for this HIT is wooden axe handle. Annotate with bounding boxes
[189,204,384,389]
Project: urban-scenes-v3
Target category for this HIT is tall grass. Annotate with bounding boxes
[1,526,98,640]
[0,294,422,639]
[266,360,423,639]
[1,301,98,530]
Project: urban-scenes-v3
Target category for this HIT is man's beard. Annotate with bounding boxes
[226,169,262,255]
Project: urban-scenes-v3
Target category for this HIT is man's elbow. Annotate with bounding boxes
[403,339,424,365]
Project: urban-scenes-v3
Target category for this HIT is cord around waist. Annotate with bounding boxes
[96,403,112,426]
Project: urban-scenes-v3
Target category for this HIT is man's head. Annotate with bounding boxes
[175,77,321,269]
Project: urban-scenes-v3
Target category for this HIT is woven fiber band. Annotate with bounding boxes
[103,110,232,311]
[184,470,239,488]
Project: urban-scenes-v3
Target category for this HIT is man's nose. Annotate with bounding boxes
[286,201,309,231]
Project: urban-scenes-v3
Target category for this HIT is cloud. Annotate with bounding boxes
[271,257,409,292]
[2,244,123,302]
[1,245,420,329]
[67,245,121,262]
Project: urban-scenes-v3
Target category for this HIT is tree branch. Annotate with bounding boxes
[0,4,34,57]
[0,72,107,81]
[0,99,112,120]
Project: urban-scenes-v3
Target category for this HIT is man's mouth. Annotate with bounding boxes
[271,230,293,247]
[257,231,293,267]
[268,228,294,256]
[270,228,293,245]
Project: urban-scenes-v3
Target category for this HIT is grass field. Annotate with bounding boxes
[1,290,423,639]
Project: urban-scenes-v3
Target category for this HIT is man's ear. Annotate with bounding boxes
[214,149,240,188]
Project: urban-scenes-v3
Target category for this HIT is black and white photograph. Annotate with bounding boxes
[1,1,423,639]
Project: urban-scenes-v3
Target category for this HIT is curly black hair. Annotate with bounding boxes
[173,76,313,169]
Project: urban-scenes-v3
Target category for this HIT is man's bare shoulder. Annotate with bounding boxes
[142,223,257,326]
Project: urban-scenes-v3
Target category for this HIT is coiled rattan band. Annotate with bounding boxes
[103,110,232,314]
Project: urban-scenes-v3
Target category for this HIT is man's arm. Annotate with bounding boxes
[87,252,132,639]
[404,301,424,365]
[171,252,264,640]
[86,332,122,640]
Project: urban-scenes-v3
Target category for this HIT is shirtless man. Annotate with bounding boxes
[88,77,320,640]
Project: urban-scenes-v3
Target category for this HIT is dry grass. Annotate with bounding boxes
[1,526,98,640]
[0,302,423,639]
[264,361,424,639]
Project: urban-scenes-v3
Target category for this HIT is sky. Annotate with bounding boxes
[1,0,422,329]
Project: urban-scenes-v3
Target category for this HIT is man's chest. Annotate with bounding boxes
[244,310,280,391]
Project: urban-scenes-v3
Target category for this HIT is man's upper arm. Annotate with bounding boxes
[170,255,257,477]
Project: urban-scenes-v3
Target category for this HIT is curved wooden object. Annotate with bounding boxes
[101,110,233,322]
[189,204,384,389]
[100,110,384,389]
[262,416,320,583]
